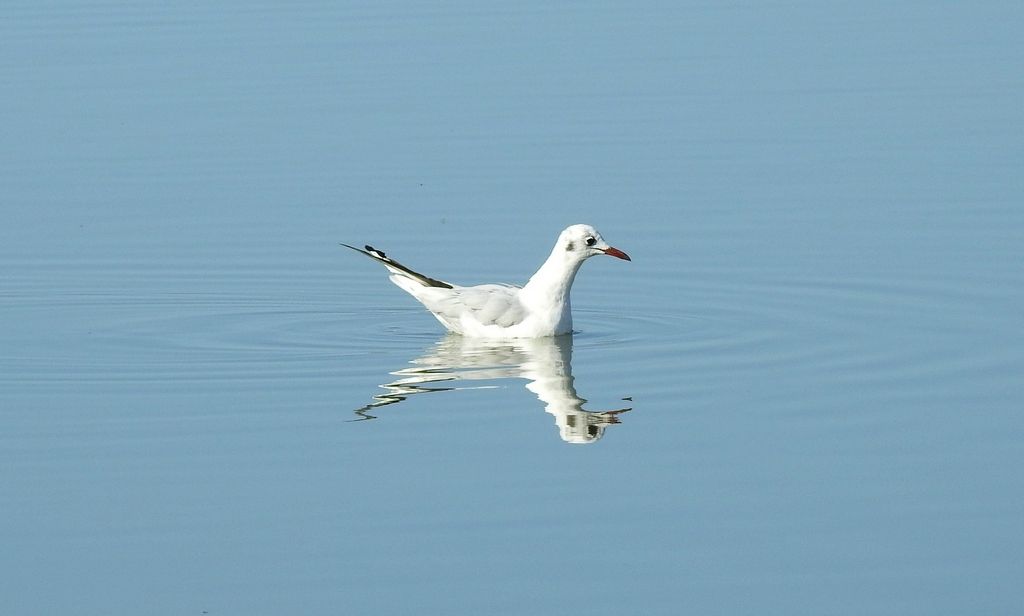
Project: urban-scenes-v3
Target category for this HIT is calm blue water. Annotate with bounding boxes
[3,2,1023,614]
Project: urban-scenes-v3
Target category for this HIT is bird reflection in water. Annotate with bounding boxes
[352,334,631,444]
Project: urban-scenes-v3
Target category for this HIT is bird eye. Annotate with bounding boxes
[585,236,596,247]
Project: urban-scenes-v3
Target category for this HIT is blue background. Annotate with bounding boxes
[2,2,1022,614]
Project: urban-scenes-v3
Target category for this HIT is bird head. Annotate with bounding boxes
[558,224,631,263]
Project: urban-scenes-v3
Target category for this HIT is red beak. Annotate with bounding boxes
[602,247,631,261]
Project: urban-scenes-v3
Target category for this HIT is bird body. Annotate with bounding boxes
[343,224,630,338]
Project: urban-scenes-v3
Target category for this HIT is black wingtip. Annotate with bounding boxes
[339,241,453,289]
[340,242,383,259]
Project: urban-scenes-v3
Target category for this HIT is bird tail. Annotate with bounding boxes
[340,243,453,289]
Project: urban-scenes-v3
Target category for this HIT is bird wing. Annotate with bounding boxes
[342,242,528,330]
[431,284,528,328]
[341,243,452,289]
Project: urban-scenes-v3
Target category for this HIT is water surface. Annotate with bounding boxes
[2,2,1022,615]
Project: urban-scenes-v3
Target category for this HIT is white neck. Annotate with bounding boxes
[521,246,584,310]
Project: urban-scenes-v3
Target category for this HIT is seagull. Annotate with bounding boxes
[342,224,630,338]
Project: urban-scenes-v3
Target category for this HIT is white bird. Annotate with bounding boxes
[342,224,630,338]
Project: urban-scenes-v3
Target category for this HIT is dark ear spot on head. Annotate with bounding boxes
[565,241,575,251]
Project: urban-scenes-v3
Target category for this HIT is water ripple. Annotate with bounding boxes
[3,266,1018,401]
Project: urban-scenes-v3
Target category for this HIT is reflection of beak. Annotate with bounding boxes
[601,246,631,261]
